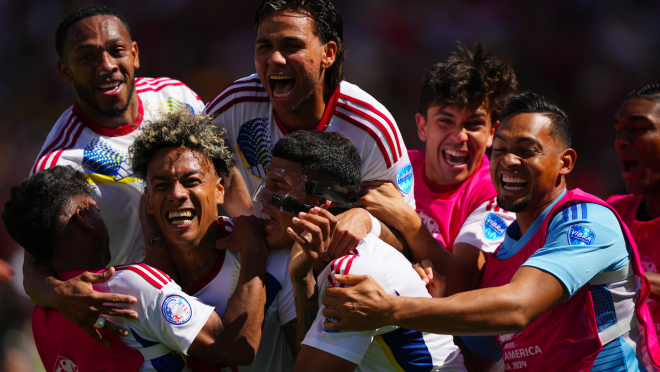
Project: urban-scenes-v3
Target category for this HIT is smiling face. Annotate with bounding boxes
[614,98,660,195]
[57,15,139,119]
[145,148,224,250]
[490,113,572,214]
[255,10,336,116]
[417,104,494,186]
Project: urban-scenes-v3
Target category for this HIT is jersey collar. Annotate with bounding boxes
[73,95,144,137]
[272,85,340,135]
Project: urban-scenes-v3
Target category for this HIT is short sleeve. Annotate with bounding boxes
[522,202,630,298]
[145,282,216,355]
[454,198,516,253]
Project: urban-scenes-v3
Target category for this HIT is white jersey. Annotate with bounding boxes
[454,198,516,253]
[204,74,415,217]
[31,77,205,266]
[303,235,466,372]
[95,263,215,372]
[189,217,297,372]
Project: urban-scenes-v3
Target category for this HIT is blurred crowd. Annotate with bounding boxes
[1,0,660,370]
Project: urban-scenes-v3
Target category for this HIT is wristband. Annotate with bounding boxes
[366,210,381,238]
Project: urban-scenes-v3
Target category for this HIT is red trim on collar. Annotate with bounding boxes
[273,86,341,134]
[184,250,226,295]
[73,95,144,137]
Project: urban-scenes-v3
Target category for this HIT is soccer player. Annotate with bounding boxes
[129,109,297,372]
[358,42,518,295]
[22,4,213,344]
[607,84,660,338]
[246,130,466,371]
[205,0,413,258]
[321,92,660,372]
[3,165,270,371]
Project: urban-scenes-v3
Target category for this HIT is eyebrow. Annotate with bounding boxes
[256,36,305,44]
[493,134,543,147]
[150,170,206,183]
[73,43,96,53]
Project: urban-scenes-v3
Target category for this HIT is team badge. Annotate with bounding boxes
[162,295,193,325]
[396,163,413,194]
[567,225,595,245]
[237,117,272,181]
[483,213,507,241]
[54,356,79,372]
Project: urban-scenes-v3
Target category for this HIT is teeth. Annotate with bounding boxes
[445,149,469,157]
[446,159,465,166]
[168,210,193,219]
[503,175,528,183]
[99,81,120,89]
[171,219,192,225]
[503,185,525,191]
[270,75,293,80]
[273,91,292,98]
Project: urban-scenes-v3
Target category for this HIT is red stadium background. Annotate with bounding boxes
[1,0,659,370]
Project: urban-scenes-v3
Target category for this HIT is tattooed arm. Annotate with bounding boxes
[377,221,410,259]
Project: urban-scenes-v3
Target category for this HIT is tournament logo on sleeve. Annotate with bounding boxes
[396,163,413,194]
[237,117,272,181]
[567,225,596,245]
[483,213,507,240]
[162,295,193,325]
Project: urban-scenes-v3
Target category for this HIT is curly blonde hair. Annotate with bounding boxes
[129,108,234,184]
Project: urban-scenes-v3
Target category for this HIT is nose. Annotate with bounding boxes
[450,126,468,143]
[268,49,286,66]
[501,152,521,169]
[97,51,119,76]
[615,130,632,149]
[167,182,188,203]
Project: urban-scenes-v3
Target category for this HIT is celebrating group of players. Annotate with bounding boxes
[3,0,660,371]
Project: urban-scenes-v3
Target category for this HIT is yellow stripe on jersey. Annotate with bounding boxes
[87,173,142,184]
[375,334,406,372]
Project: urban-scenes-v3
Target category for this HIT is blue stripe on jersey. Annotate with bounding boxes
[151,352,186,372]
[130,327,159,347]
[571,204,578,220]
[264,271,281,311]
[590,285,627,371]
[581,202,588,219]
[380,328,433,372]
[563,207,569,222]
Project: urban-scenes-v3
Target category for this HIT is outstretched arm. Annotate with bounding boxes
[322,265,568,336]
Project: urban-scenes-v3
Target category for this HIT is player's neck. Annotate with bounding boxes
[77,91,140,129]
[516,184,565,236]
[643,192,660,220]
[277,81,332,132]
[168,224,220,290]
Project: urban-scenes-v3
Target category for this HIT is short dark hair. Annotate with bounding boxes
[2,166,92,261]
[130,108,234,184]
[626,84,660,101]
[418,42,518,121]
[254,0,344,90]
[272,130,361,195]
[499,91,572,149]
[56,5,132,58]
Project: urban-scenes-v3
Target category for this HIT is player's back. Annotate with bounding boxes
[306,235,466,371]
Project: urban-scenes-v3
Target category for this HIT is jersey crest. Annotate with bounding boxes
[237,117,272,181]
[396,163,413,194]
[567,225,596,245]
[54,356,79,372]
[162,295,193,325]
[484,213,507,241]
[83,138,139,184]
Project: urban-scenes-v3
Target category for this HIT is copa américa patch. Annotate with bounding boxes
[483,213,507,240]
[567,225,596,245]
[162,295,192,325]
[396,163,413,194]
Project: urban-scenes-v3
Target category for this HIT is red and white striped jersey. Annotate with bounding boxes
[303,235,465,371]
[453,197,516,253]
[204,74,415,217]
[30,77,205,266]
[94,263,215,372]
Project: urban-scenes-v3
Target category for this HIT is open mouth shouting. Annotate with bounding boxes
[620,159,640,179]
[443,148,470,167]
[269,75,296,100]
[167,209,196,228]
[501,174,529,192]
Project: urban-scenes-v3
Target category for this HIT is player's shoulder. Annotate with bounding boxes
[204,74,269,117]
[551,201,620,234]
[112,263,175,293]
[136,77,201,105]
[337,80,394,118]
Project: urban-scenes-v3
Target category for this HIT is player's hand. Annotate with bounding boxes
[216,215,269,258]
[413,259,447,298]
[355,181,416,232]
[288,207,337,279]
[48,267,138,346]
[322,274,393,331]
[323,208,370,262]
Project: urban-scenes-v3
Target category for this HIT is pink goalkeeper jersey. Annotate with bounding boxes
[608,194,660,337]
[410,151,509,252]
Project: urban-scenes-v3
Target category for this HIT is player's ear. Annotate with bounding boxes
[131,41,140,69]
[321,41,337,69]
[57,60,73,84]
[144,188,154,215]
[559,148,577,175]
[416,113,428,142]
[216,176,225,205]
[487,120,498,148]
[73,209,95,231]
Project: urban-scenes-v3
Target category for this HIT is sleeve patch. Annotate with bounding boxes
[396,163,413,194]
[567,225,596,245]
[162,295,193,325]
[483,213,507,240]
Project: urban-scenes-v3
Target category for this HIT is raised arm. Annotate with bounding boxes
[322,265,567,336]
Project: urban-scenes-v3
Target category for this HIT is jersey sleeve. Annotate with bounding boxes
[361,147,416,210]
[522,202,630,298]
[454,198,516,253]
